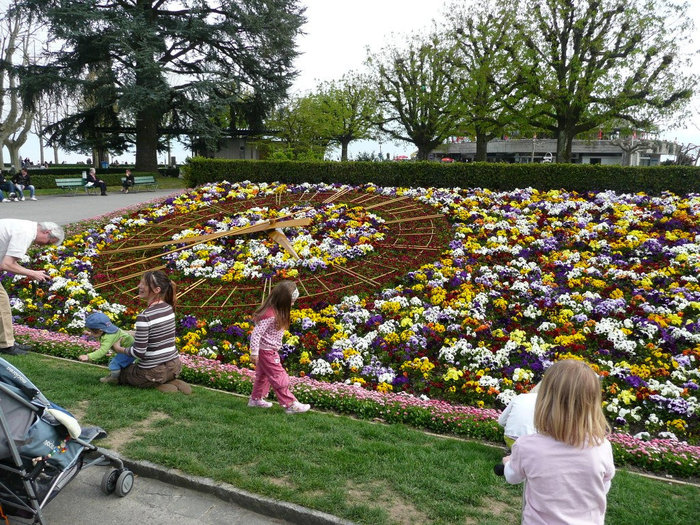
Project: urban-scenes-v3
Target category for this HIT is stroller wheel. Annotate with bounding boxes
[101,468,120,494]
[115,470,135,497]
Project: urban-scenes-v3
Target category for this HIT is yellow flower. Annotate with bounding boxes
[619,389,636,405]
[443,367,463,382]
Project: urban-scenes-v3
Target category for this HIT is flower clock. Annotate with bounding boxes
[8,181,700,443]
[88,182,449,319]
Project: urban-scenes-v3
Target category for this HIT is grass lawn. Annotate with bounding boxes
[6,353,699,525]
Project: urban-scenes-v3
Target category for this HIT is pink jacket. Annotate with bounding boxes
[249,308,284,356]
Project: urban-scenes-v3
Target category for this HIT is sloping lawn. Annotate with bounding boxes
[7,353,699,525]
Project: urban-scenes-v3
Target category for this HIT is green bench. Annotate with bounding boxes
[121,175,158,192]
[55,177,98,196]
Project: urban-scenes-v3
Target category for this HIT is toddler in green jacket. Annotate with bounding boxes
[78,312,135,383]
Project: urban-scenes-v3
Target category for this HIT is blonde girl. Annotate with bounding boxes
[503,360,615,525]
[248,280,310,413]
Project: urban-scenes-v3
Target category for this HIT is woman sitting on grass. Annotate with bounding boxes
[111,270,190,394]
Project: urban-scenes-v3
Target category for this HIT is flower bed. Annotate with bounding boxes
[14,326,699,478]
[4,181,699,443]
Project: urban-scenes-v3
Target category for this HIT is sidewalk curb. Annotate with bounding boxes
[116,454,355,525]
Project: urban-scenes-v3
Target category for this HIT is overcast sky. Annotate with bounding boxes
[12,0,700,163]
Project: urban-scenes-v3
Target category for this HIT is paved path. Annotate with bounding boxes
[13,464,291,525]
[3,187,350,525]
[0,188,181,225]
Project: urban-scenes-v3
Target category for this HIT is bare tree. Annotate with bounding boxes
[610,137,664,166]
[0,5,37,169]
[671,142,700,166]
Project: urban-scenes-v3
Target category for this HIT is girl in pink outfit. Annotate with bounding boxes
[503,360,615,525]
[248,280,310,414]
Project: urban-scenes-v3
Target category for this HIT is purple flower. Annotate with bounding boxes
[180,315,198,329]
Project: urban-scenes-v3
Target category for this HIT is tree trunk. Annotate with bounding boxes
[416,146,429,161]
[555,129,568,163]
[6,142,21,169]
[475,130,488,161]
[37,113,45,165]
[135,107,160,172]
[340,140,349,162]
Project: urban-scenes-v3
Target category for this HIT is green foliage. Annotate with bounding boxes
[367,32,463,160]
[182,157,700,196]
[21,0,306,171]
[445,0,529,160]
[315,73,380,161]
[516,0,696,162]
[265,95,331,160]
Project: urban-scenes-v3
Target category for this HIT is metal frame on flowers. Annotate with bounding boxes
[89,188,451,313]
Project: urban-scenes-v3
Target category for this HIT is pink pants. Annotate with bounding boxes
[251,349,297,407]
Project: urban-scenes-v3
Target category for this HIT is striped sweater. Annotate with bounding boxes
[124,302,178,368]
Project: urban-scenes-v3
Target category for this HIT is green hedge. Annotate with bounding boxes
[22,171,168,190]
[182,157,700,195]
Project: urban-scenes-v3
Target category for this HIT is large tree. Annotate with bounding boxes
[314,73,379,162]
[367,33,463,160]
[19,0,305,171]
[0,3,37,169]
[445,0,527,161]
[265,95,329,160]
[516,0,695,163]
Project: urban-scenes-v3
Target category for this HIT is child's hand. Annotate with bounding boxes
[502,455,511,465]
[111,341,124,353]
[250,354,258,365]
[78,354,89,362]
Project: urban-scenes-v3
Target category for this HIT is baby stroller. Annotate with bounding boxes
[0,357,134,524]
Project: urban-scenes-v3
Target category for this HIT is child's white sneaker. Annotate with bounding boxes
[248,398,273,408]
[99,375,119,384]
[285,401,310,414]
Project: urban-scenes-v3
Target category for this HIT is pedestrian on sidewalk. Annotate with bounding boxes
[248,280,310,413]
[0,219,64,354]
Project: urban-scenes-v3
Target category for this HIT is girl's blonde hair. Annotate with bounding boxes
[253,280,297,330]
[534,360,610,448]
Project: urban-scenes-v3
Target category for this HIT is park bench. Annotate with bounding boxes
[55,177,98,196]
[122,175,158,192]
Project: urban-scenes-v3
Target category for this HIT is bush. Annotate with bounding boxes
[27,170,164,189]
[181,157,700,195]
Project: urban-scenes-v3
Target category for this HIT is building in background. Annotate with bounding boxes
[432,138,678,165]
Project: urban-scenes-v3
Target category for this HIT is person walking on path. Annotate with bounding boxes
[111,270,191,393]
[502,360,615,525]
[0,219,64,354]
[248,280,310,413]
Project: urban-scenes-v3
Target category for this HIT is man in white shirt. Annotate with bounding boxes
[0,219,64,355]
